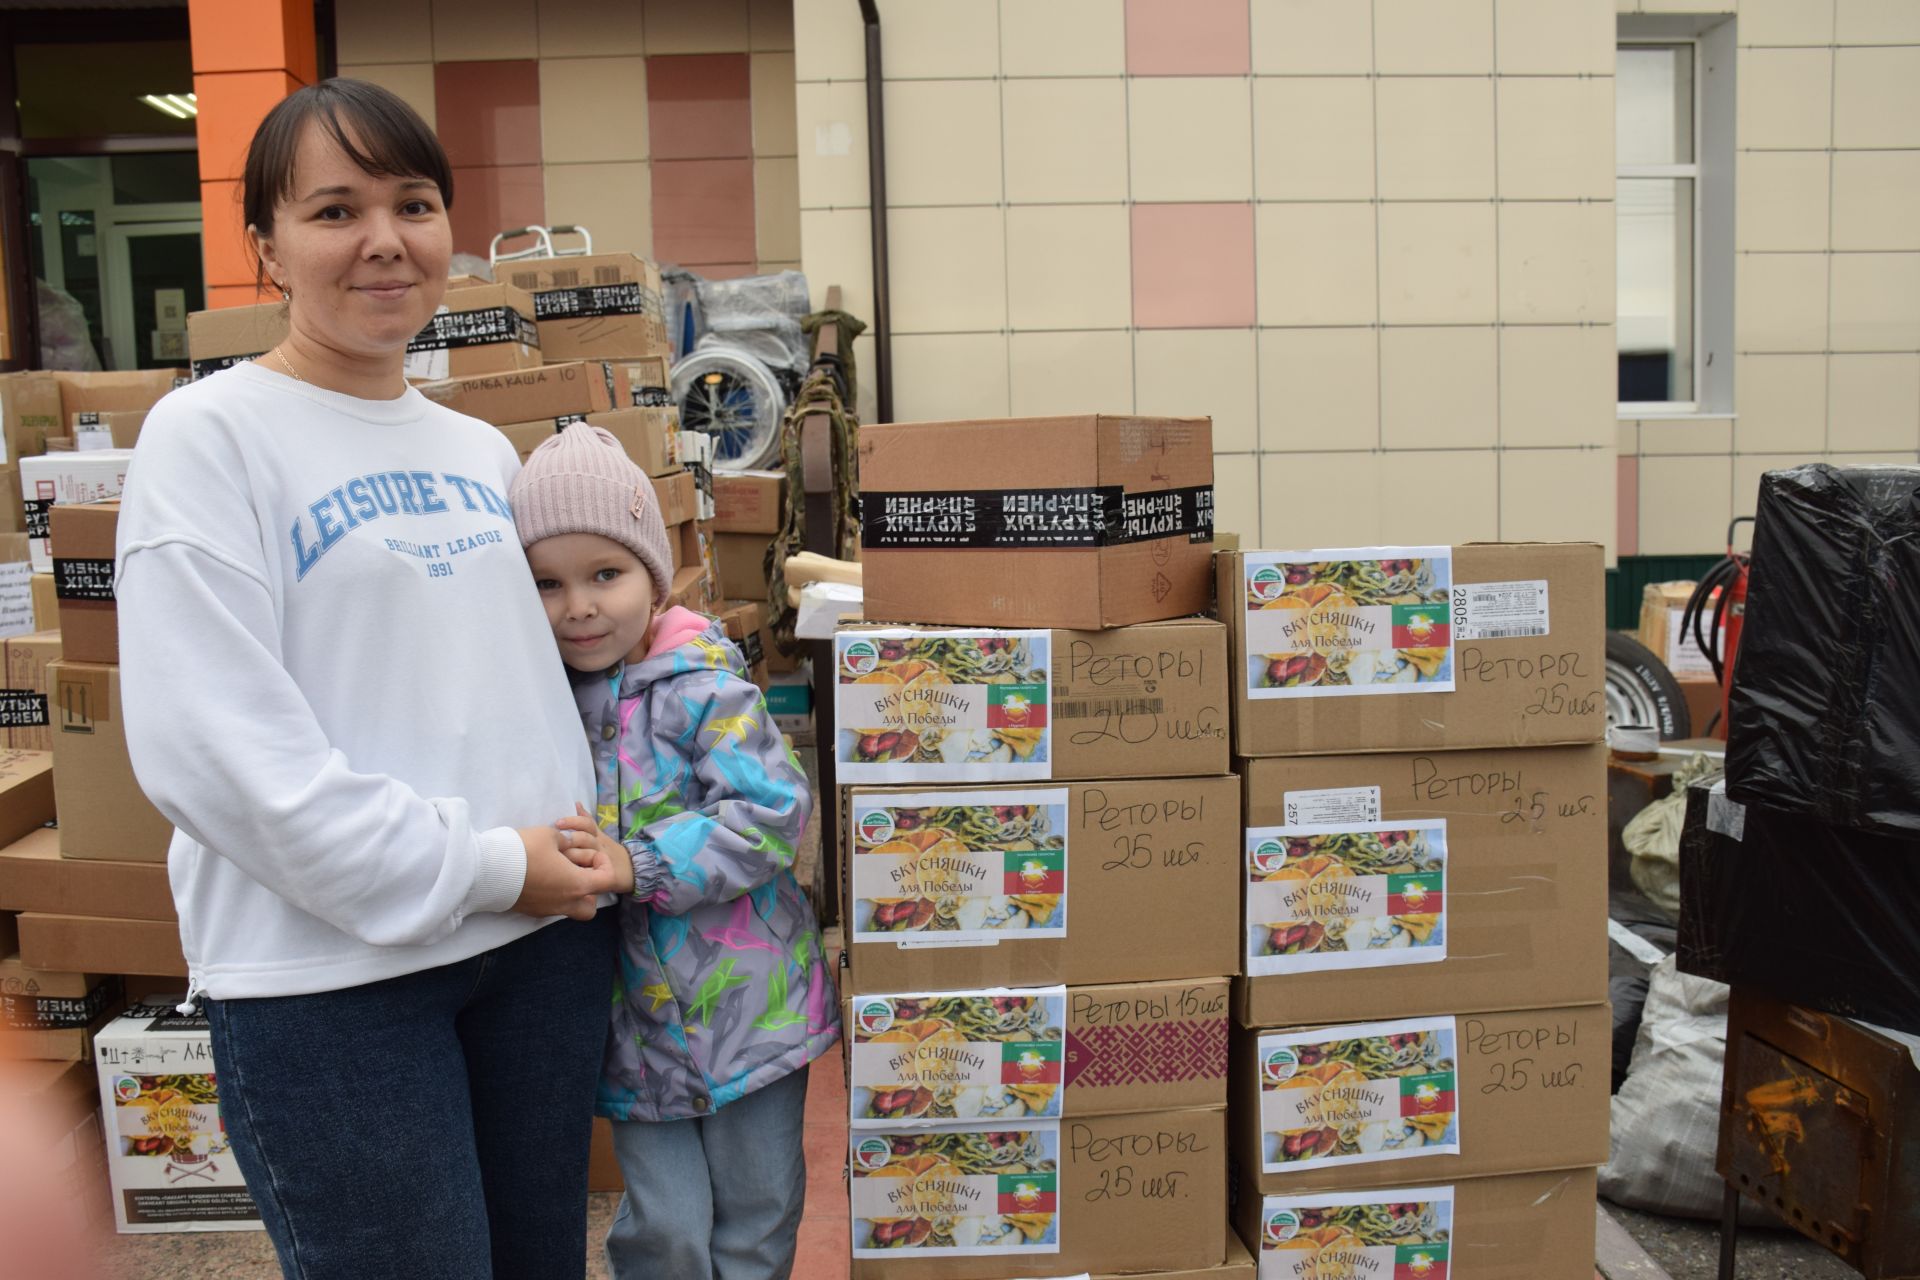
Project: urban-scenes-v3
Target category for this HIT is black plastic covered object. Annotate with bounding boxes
[1725,463,1920,838]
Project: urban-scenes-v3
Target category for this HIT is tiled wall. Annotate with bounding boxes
[334,0,799,277]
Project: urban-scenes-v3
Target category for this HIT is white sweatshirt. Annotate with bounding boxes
[115,361,595,1000]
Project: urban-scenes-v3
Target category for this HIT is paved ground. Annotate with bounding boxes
[1604,1201,1856,1280]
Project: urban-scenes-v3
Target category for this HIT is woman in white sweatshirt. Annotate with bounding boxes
[115,80,623,1278]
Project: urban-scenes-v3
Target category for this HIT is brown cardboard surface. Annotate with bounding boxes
[670,518,702,573]
[494,406,679,472]
[417,361,630,426]
[1222,545,1607,757]
[0,749,54,850]
[1098,1230,1252,1279]
[1234,744,1609,1026]
[715,531,771,600]
[498,252,669,362]
[49,662,171,862]
[71,410,147,450]
[844,776,1240,993]
[50,500,116,666]
[653,470,698,529]
[713,469,786,534]
[1231,1003,1611,1195]
[668,565,710,613]
[621,353,672,401]
[851,1107,1227,1280]
[716,600,769,685]
[0,998,120,1062]
[2,370,65,460]
[53,371,180,420]
[1638,579,1717,688]
[186,303,289,375]
[0,827,174,921]
[0,949,108,1000]
[858,415,1215,630]
[2,630,60,751]
[30,573,55,631]
[1232,1165,1597,1280]
[0,465,22,534]
[17,913,185,977]
[427,282,541,377]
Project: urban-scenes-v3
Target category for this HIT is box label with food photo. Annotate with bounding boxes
[836,631,1052,783]
[1243,550,1455,698]
[1245,821,1447,977]
[1257,1188,1454,1280]
[1257,1017,1459,1174]
[850,789,1068,945]
[851,987,1067,1126]
[850,1125,1061,1259]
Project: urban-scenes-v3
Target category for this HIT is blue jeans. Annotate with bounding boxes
[205,910,617,1279]
[605,1063,811,1280]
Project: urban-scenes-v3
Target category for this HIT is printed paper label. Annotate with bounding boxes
[1257,1017,1459,1174]
[1454,579,1550,641]
[1283,786,1382,826]
[75,427,114,451]
[850,988,1067,1127]
[0,561,33,639]
[1247,822,1447,977]
[402,344,449,382]
[1664,606,1714,677]
[835,631,1052,782]
[851,790,1067,946]
[850,1125,1060,1258]
[1243,550,1455,699]
[1258,1188,1455,1280]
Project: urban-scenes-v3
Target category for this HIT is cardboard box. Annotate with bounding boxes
[0,827,173,921]
[1235,744,1609,1027]
[842,775,1240,993]
[30,572,55,631]
[72,410,147,452]
[716,600,770,685]
[49,662,172,862]
[21,452,132,573]
[53,371,179,422]
[0,464,22,534]
[186,303,289,378]
[403,282,540,380]
[834,617,1230,784]
[50,500,116,665]
[668,519,701,574]
[713,469,786,534]
[858,415,1216,630]
[0,530,34,629]
[714,531,771,600]
[3,630,61,751]
[1233,1166,1598,1280]
[1231,1003,1610,1196]
[1100,1230,1252,1279]
[0,748,55,849]
[94,1003,263,1231]
[667,565,709,613]
[622,353,673,406]
[849,1106,1226,1279]
[498,252,670,362]
[19,914,186,977]
[0,953,122,1060]
[418,360,630,426]
[496,405,681,475]
[1222,544,1606,758]
[2,370,65,460]
[847,976,1228,1122]
[653,469,699,530]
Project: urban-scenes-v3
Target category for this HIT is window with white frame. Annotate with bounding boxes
[1618,42,1698,408]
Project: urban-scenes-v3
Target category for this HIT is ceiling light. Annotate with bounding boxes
[140,93,197,121]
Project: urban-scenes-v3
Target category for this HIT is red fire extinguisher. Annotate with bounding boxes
[1680,516,1754,740]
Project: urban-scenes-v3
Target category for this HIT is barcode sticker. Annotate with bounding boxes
[1052,697,1164,720]
[1453,579,1550,640]
[1283,785,1382,826]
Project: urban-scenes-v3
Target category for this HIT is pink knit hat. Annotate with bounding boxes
[510,423,674,603]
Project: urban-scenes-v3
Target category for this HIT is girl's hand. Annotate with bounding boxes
[557,804,637,895]
[512,825,618,920]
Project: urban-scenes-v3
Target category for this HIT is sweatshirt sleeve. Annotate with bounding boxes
[623,673,811,915]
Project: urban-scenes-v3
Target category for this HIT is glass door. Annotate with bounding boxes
[104,219,202,369]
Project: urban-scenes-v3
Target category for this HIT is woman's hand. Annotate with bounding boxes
[513,825,620,919]
[556,804,637,896]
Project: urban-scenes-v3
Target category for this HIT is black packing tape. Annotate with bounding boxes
[1,977,120,1030]
[533,281,663,322]
[860,485,1215,550]
[23,499,51,542]
[408,307,540,353]
[190,351,261,379]
[741,630,765,670]
[634,386,674,408]
[53,557,116,602]
[0,690,47,729]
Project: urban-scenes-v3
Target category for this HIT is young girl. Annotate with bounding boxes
[511,423,840,1279]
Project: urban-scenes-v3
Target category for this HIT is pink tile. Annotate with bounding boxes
[1617,455,1640,556]
[448,165,546,258]
[434,60,541,168]
[648,53,753,161]
[1126,0,1251,75]
[651,158,756,265]
[793,1216,851,1280]
[803,1058,848,1126]
[1131,202,1256,328]
[683,261,759,279]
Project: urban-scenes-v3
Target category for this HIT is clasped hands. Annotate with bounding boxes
[512,804,636,920]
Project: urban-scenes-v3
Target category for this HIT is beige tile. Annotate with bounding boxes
[1640,455,1735,553]
[888,206,1005,333]
[1834,47,1920,148]
[1260,452,1382,546]
[1499,450,1616,556]
[1499,202,1614,324]
[1497,76,1612,200]
[1005,205,1132,330]
[1740,0,1835,45]
[1495,0,1614,73]
[758,259,802,273]
[338,63,436,129]
[1380,450,1500,544]
[1617,422,1641,455]
[750,0,795,50]
[752,53,798,156]
[540,57,648,164]
[1734,454,1818,522]
[1135,330,1259,452]
[876,0,999,78]
[1640,418,1734,454]
[1378,203,1496,325]
[793,0,864,80]
[892,333,1010,422]
[537,0,644,56]
[1254,78,1373,202]
[1736,253,1830,351]
[1257,203,1378,327]
[544,162,652,259]
[1831,252,1920,351]
[1643,0,1734,11]
[1376,78,1496,200]
[1004,79,1129,205]
[1500,326,1615,447]
[1734,353,1828,451]
[1373,0,1494,74]
[1836,0,1920,43]
[1379,327,1498,449]
[1258,329,1379,451]
[432,0,536,60]
[336,0,432,63]
[1129,78,1254,203]
[1829,353,1920,451]
[1214,454,1262,544]
[754,157,801,261]
[795,80,868,208]
[1736,152,1831,251]
[882,80,1001,206]
[1002,0,1125,76]
[1739,48,1834,149]
[1832,151,1920,251]
[799,207,873,325]
[1250,0,1372,73]
[643,0,749,53]
[1007,331,1135,416]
